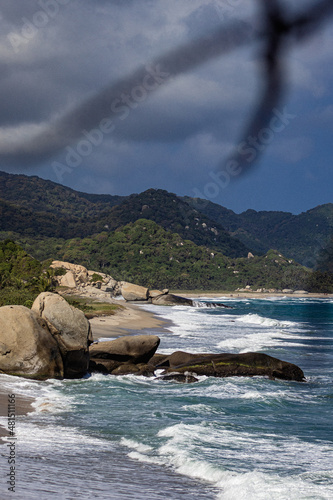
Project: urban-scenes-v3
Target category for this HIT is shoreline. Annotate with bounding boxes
[176,291,333,299]
[89,292,332,340]
[0,390,34,445]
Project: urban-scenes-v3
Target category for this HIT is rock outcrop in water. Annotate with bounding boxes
[151,350,305,382]
[89,343,305,382]
[89,335,160,375]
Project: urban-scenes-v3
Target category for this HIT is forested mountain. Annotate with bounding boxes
[0,172,249,258]
[1,171,332,275]
[183,197,333,267]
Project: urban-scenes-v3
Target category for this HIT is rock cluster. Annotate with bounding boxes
[50,261,193,305]
[51,260,122,296]
[50,261,230,308]
[0,305,64,380]
[120,282,193,305]
[89,344,305,382]
[151,350,305,382]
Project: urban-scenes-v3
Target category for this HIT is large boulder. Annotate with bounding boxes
[51,261,89,287]
[152,294,193,306]
[89,335,160,372]
[32,292,93,378]
[121,282,149,301]
[160,351,305,382]
[59,270,77,288]
[149,289,166,299]
[155,351,210,368]
[0,305,64,380]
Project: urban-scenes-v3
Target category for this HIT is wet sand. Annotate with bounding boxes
[0,390,34,445]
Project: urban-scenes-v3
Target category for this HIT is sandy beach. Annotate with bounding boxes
[89,301,168,340]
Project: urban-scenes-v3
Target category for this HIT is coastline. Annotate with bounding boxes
[1,291,330,442]
[89,291,333,340]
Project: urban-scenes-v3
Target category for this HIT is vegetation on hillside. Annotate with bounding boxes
[97,189,250,258]
[0,170,250,258]
[65,297,123,319]
[0,170,123,218]
[0,240,55,306]
[2,170,333,269]
[305,236,333,292]
[58,219,310,291]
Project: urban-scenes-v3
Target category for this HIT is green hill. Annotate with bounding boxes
[97,189,250,258]
[58,219,310,291]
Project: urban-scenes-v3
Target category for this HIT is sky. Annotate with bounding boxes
[0,0,332,214]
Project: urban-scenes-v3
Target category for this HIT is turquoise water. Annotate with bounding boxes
[1,297,332,499]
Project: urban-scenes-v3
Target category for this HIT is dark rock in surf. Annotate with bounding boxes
[89,335,160,374]
[200,301,232,309]
[156,372,199,383]
[152,294,193,306]
[89,335,160,364]
[160,351,305,382]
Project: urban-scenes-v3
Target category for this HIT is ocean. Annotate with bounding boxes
[1,296,332,499]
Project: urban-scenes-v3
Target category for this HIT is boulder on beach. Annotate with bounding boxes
[159,351,305,382]
[121,282,149,301]
[89,335,160,366]
[152,293,193,306]
[0,305,64,380]
[32,292,93,378]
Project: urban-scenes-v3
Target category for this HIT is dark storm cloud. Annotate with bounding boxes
[0,11,253,166]
[0,0,332,214]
